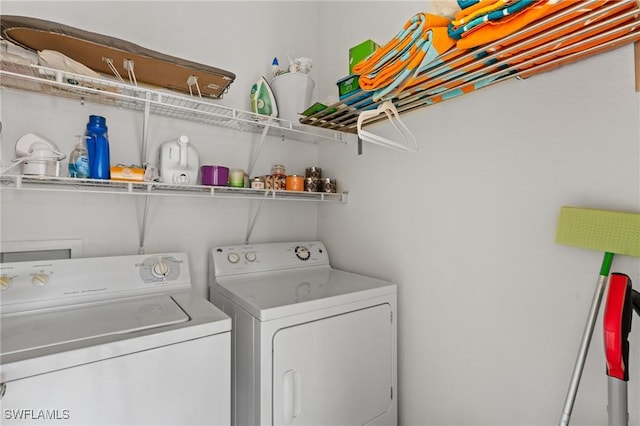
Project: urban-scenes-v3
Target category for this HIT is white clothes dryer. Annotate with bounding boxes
[209,241,397,426]
[1,252,231,426]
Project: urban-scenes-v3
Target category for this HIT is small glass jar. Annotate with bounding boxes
[285,175,304,191]
[229,168,245,188]
[271,164,286,177]
[304,177,320,192]
[305,166,322,179]
[264,175,275,190]
[274,175,286,190]
[251,176,265,190]
[322,178,337,193]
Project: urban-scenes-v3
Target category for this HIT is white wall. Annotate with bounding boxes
[316,2,640,426]
[1,2,639,426]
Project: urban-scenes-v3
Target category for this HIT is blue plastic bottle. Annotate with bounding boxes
[85,115,111,179]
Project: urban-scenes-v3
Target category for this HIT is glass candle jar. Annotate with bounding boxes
[285,175,304,191]
[251,176,265,190]
[305,166,322,179]
[271,164,286,177]
[229,168,245,188]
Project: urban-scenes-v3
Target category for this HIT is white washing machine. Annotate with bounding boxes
[1,252,231,426]
[209,241,397,426]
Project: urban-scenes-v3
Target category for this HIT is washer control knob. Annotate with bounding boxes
[295,245,311,261]
[139,256,180,283]
[245,252,257,262]
[0,275,13,290]
[151,260,170,279]
[32,273,49,287]
[227,253,240,264]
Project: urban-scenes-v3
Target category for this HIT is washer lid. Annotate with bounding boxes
[214,267,396,321]
[1,295,188,356]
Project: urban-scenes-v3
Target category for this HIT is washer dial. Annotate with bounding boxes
[295,245,311,261]
[227,253,240,264]
[139,256,181,283]
[151,260,170,279]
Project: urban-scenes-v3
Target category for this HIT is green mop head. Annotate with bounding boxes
[556,206,640,257]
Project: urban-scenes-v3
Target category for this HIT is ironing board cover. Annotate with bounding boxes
[1,15,236,98]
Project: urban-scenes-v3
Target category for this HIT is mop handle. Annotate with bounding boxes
[559,252,614,426]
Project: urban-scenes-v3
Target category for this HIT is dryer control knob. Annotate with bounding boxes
[227,253,240,264]
[0,275,13,290]
[245,252,257,262]
[32,273,49,287]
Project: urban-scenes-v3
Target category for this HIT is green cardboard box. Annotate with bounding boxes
[349,39,379,74]
[337,74,360,98]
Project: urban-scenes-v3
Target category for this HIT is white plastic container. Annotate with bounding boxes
[157,135,200,185]
[270,72,315,123]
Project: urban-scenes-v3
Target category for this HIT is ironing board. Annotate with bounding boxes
[0,15,235,98]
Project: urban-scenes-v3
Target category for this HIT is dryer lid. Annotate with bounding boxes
[214,268,396,321]
[1,295,188,356]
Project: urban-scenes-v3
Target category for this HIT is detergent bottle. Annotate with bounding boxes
[85,115,111,179]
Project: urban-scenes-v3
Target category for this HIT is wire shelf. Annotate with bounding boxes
[0,63,354,145]
[0,175,348,203]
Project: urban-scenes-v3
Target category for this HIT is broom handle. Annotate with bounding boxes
[560,252,614,426]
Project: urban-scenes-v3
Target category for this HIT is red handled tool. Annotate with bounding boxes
[603,273,639,426]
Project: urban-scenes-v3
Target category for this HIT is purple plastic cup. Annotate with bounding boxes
[201,165,229,186]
